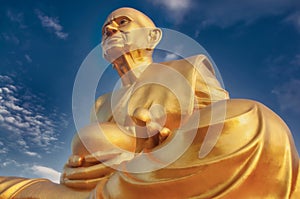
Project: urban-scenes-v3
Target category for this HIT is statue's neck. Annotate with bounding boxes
[112,51,153,86]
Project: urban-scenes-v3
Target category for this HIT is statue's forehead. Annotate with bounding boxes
[104,9,134,25]
[103,8,155,27]
[104,14,132,25]
[108,9,136,19]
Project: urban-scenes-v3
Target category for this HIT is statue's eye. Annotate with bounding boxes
[119,18,129,25]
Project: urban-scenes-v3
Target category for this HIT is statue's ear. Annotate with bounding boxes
[147,28,162,49]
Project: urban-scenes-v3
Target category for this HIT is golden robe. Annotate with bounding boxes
[101,99,300,198]
[1,55,299,198]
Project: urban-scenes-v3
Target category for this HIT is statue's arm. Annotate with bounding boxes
[192,54,229,108]
[90,92,113,123]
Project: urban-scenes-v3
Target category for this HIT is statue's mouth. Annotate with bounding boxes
[106,40,122,47]
[102,36,125,52]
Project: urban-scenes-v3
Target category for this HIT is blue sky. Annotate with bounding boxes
[0,0,299,183]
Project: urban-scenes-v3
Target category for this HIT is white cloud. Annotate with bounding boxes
[164,53,178,61]
[2,87,12,93]
[163,45,183,61]
[24,151,41,158]
[0,106,9,115]
[152,0,191,11]
[14,121,30,129]
[0,74,68,155]
[35,10,68,39]
[4,101,23,111]
[272,79,300,113]
[1,159,21,168]
[17,139,27,147]
[0,115,4,122]
[5,116,16,123]
[30,165,61,183]
[8,85,17,92]
[149,0,192,24]
[0,148,8,154]
[0,159,60,183]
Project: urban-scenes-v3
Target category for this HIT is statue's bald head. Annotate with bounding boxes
[103,7,156,29]
[101,7,162,64]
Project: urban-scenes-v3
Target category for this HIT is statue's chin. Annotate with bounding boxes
[102,45,126,61]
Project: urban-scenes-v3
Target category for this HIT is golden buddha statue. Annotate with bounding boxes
[1,7,300,199]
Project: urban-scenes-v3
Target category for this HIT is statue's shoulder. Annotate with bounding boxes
[159,54,215,75]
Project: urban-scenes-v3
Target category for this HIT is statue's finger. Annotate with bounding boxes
[63,163,114,180]
[146,121,163,137]
[159,127,171,143]
[62,176,109,190]
[132,107,151,126]
[67,155,83,167]
[84,150,122,163]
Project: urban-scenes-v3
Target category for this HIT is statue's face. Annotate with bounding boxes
[101,8,156,62]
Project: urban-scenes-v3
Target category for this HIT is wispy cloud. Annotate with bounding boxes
[148,0,298,28]
[148,0,192,24]
[35,9,68,39]
[284,11,300,32]
[265,54,300,79]
[266,53,300,114]
[0,147,9,154]
[24,151,42,158]
[0,75,68,157]
[200,0,298,28]
[0,159,61,183]
[153,45,183,62]
[164,53,179,61]
[272,79,300,113]
[6,10,26,29]
[1,32,20,45]
[0,159,23,168]
[152,0,191,11]
[24,54,32,63]
[163,45,183,61]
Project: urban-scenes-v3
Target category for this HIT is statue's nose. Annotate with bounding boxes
[105,25,118,37]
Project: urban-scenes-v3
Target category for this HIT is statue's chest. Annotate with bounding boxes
[95,86,134,125]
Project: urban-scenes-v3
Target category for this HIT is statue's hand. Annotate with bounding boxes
[61,123,136,189]
[127,63,195,151]
[61,149,134,189]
